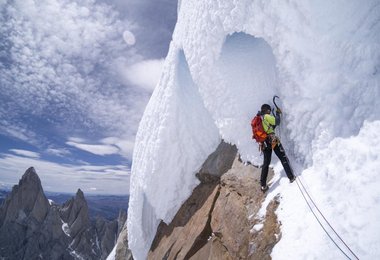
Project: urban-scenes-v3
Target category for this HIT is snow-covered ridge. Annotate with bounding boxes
[127,1,380,259]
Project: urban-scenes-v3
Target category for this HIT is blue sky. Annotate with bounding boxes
[0,0,177,195]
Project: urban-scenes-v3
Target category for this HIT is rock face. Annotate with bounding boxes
[113,219,133,260]
[0,167,123,260]
[59,189,101,259]
[148,141,281,259]
[60,189,91,238]
[111,209,133,260]
[95,216,118,260]
[0,167,65,259]
[196,141,238,183]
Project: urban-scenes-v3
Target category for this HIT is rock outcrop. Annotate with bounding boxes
[0,167,124,260]
[112,220,133,260]
[109,209,133,260]
[117,209,127,238]
[0,167,49,225]
[59,189,100,259]
[60,189,91,238]
[147,141,281,259]
[0,167,66,259]
[95,216,118,259]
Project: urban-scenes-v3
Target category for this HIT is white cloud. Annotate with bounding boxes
[45,148,71,157]
[68,137,86,143]
[122,59,165,91]
[0,0,176,197]
[113,139,135,159]
[0,0,142,138]
[9,149,40,158]
[0,153,130,195]
[1,126,34,144]
[101,136,135,158]
[65,136,134,158]
[0,118,41,146]
[0,0,176,196]
[66,140,120,156]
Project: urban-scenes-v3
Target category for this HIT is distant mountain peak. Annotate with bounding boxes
[25,166,37,175]
[1,167,49,224]
[76,188,85,198]
[19,166,42,187]
[0,167,123,259]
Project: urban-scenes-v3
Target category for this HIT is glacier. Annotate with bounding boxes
[127,1,380,259]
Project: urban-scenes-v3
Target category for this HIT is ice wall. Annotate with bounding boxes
[128,1,380,259]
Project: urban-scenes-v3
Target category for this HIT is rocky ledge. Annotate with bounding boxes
[147,141,281,260]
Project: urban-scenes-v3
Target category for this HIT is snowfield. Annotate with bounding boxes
[127,1,380,259]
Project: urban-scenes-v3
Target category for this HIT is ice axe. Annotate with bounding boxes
[272,95,281,114]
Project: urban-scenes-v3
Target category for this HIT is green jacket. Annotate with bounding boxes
[262,114,280,134]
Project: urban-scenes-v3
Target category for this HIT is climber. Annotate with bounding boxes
[256,103,296,192]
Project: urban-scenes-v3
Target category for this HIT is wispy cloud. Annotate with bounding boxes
[66,139,120,156]
[0,152,130,195]
[45,148,71,157]
[0,0,177,151]
[66,136,134,158]
[121,59,165,91]
[101,137,135,159]
[0,0,177,194]
[0,115,41,146]
[110,0,177,59]
[0,0,143,143]
[9,149,40,158]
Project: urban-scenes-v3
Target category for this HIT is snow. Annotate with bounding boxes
[17,210,26,220]
[251,223,264,232]
[61,219,71,237]
[106,246,116,260]
[69,250,85,260]
[127,1,380,259]
[268,121,380,259]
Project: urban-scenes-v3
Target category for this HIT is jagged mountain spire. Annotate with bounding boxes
[0,167,122,259]
[0,166,49,226]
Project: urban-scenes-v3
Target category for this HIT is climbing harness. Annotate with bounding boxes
[270,135,280,149]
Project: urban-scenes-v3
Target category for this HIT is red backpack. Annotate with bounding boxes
[251,115,267,143]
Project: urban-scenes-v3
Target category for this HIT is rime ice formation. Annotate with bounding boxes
[127,1,380,259]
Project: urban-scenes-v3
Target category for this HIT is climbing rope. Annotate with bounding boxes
[272,95,359,259]
[294,175,360,260]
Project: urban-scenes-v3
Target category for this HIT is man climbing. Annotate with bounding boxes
[255,103,296,192]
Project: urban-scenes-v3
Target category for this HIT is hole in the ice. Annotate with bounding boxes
[217,32,278,110]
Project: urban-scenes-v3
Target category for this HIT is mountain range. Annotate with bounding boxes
[0,167,127,260]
